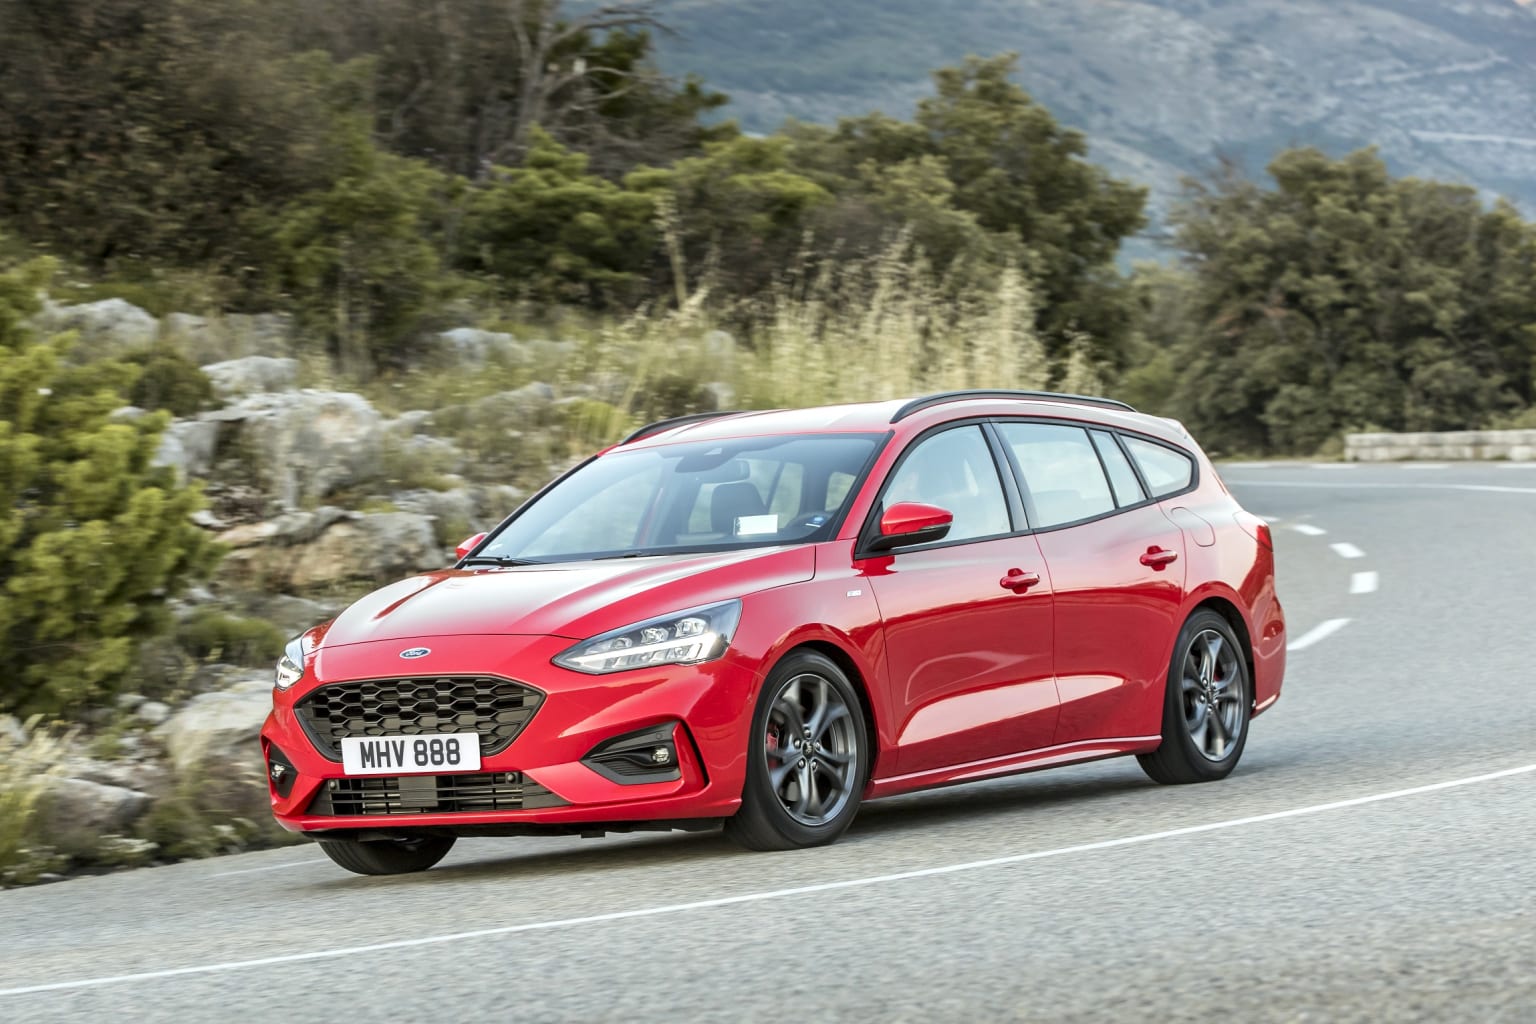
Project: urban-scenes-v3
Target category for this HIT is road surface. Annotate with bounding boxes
[3,461,1534,1022]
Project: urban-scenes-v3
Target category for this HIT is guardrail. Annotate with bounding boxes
[1344,429,1536,462]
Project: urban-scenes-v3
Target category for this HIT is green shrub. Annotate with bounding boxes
[0,256,220,716]
[125,348,216,416]
[175,610,285,667]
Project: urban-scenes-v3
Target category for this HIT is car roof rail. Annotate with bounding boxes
[619,410,744,445]
[890,389,1136,422]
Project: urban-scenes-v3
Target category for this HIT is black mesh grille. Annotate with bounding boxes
[295,676,543,760]
[305,773,562,816]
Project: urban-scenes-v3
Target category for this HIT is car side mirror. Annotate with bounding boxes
[455,532,488,561]
[868,502,953,552]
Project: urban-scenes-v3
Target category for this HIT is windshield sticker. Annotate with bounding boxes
[735,514,779,536]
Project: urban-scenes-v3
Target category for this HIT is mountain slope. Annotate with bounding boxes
[649,0,1536,245]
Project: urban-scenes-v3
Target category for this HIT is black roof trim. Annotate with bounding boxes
[619,410,743,445]
[890,390,1136,423]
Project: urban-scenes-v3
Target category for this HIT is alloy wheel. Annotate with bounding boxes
[763,672,859,826]
[1180,628,1245,761]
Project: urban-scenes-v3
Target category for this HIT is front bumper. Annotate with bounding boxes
[261,633,759,836]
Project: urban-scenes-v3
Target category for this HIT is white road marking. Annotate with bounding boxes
[1290,523,1327,536]
[1287,618,1351,651]
[1229,481,1536,496]
[1497,462,1536,469]
[1312,463,1357,470]
[4,762,1534,999]
[212,859,327,878]
[1330,542,1366,559]
[1398,463,1447,469]
[1350,571,1380,595]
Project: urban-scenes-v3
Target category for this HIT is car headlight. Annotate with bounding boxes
[273,635,308,691]
[553,601,742,675]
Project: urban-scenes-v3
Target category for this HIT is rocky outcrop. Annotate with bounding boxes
[216,508,442,593]
[34,779,155,855]
[38,298,159,362]
[153,678,274,819]
[201,356,299,399]
[203,390,386,509]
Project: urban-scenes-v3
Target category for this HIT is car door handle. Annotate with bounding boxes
[1140,546,1179,569]
[999,568,1042,593]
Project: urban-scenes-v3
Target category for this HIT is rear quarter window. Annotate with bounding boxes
[1123,436,1195,497]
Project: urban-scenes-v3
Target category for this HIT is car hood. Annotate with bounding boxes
[319,545,817,648]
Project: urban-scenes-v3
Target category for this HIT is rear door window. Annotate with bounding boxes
[996,422,1116,528]
[1123,436,1195,497]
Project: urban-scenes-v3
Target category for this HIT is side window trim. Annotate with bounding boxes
[1089,428,1148,508]
[856,420,1018,556]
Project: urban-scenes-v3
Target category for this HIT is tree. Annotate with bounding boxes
[459,128,659,306]
[291,0,730,179]
[0,257,218,716]
[1166,148,1536,454]
[792,56,1146,362]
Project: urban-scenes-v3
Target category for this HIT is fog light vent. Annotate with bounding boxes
[582,724,683,784]
[266,745,298,799]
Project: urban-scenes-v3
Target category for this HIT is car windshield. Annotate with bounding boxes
[475,433,883,563]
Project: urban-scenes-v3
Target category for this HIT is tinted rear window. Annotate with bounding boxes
[1123,436,1195,497]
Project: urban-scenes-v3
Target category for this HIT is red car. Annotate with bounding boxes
[262,390,1285,875]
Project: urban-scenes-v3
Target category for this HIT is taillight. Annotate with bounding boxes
[1234,511,1272,550]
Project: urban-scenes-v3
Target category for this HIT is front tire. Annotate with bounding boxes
[1138,610,1250,785]
[316,834,456,876]
[724,651,868,851]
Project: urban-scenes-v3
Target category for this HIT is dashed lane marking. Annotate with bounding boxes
[1330,542,1366,559]
[1313,464,1358,470]
[1350,571,1379,595]
[1287,618,1351,651]
[212,859,328,878]
[1290,523,1327,536]
[3,762,1533,999]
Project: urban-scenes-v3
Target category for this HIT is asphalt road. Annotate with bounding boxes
[4,461,1535,1023]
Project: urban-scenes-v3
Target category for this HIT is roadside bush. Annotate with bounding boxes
[176,610,285,667]
[125,348,217,417]
[0,256,220,716]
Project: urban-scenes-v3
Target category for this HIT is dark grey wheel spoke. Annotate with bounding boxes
[811,703,850,744]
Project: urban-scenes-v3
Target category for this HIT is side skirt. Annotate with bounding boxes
[865,735,1163,800]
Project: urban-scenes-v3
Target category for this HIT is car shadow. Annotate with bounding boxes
[298,763,1170,888]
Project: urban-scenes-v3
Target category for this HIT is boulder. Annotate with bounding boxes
[201,390,385,509]
[153,419,221,482]
[40,298,159,362]
[153,678,273,819]
[201,356,299,399]
[135,701,172,727]
[286,511,440,591]
[0,714,24,746]
[34,778,155,855]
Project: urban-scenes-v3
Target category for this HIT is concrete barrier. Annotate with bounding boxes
[1344,429,1536,462]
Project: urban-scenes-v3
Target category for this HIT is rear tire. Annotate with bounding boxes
[1138,609,1250,785]
[724,651,868,851]
[316,834,456,876]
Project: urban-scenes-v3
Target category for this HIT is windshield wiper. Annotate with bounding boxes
[460,556,545,567]
[593,551,654,560]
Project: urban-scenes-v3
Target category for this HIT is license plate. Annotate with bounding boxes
[340,734,481,775]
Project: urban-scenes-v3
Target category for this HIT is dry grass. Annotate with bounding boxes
[0,717,72,884]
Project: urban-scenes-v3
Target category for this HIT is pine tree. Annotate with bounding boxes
[0,257,219,715]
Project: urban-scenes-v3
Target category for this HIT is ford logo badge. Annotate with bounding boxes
[399,647,431,659]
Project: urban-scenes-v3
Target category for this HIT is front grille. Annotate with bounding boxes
[305,772,564,816]
[295,676,543,760]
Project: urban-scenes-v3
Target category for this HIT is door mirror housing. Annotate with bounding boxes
[868,502,953,552]
[455,532,489,561]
